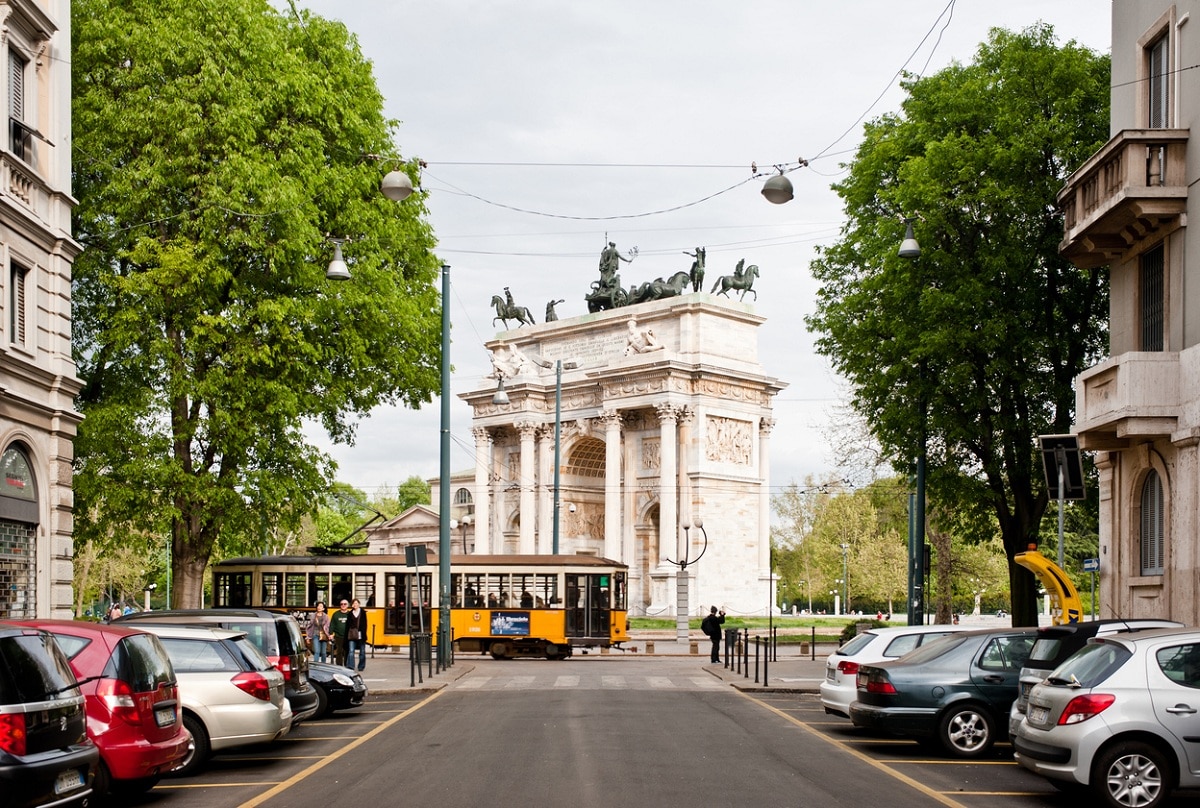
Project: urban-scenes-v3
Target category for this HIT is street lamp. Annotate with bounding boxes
[840,542,850,616]
[451,514,473,555]
[899,217,926,627]
[669,519,709,645]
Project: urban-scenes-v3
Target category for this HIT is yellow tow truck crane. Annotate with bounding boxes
[1013,544,1084,625]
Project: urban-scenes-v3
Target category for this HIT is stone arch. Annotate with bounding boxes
[564,436,605,478]
[0,440,40,618]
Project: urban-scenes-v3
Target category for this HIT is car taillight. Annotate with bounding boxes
[96,678,141,725]
[837,660,861,676]
[268,655,292,682]
[1058,693,1116,725]
[232,672,273,702]
[0,713,26,756]
[858,670,897,694]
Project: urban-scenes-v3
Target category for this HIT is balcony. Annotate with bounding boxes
[1058,129,1189,269]
[1075,352,1180,450]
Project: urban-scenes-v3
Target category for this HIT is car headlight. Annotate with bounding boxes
[332,673,355,687]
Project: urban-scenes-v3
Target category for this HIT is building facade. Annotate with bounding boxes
[449,294,785,617]
[1064,2,1200,622]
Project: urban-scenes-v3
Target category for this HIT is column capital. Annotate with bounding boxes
[515,420,539,439]
[472,426,494,445]
[654,402,682,424]
[759,417,777,435]
[599,408,624,429]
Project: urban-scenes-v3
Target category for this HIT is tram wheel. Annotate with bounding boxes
[544,643,559,659]
[490,642,509,660]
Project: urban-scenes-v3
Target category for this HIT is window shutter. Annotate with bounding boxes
[1148,35,1169,128]
[1140,471,1164,575]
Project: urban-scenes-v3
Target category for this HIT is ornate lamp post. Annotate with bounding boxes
[668,519,709,645]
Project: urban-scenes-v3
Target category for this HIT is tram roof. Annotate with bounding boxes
[216,554,625,569]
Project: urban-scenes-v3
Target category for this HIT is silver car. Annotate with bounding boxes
[820,624,967,718]
[135,624,292,776]
[1013,627,1200,808]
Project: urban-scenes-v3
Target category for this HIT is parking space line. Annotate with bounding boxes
[238,690,446,808]
[739,692,969,808]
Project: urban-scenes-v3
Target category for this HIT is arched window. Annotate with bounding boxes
[1140,470,1165,575]
[453,487,473,506]
[0,443,38,617]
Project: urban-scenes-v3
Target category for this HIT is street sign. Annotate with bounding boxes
[1083,557,1100,572]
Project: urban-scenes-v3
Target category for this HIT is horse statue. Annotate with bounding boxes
[629,271,692,305]
[710,264,759,301]
[490,295,537,328]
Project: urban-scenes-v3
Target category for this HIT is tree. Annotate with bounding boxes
[397,475,432,512]
[806,25,1110,626]
[71,0,442,606]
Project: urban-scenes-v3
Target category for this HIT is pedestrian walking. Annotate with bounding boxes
[330,599,352,667]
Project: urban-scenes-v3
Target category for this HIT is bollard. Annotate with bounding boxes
[689,640,698,655]
[645,640,655,655]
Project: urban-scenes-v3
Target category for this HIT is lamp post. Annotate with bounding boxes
[840,542,850,616]
[669,519,709,645]
[899,217,926,627]
[452,514,473,555]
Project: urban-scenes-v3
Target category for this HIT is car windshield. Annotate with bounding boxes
[1027,636,1068,664]
[1047,641,1131,686]
[0,633,79,703]
[891,632,968,665]
[837,632,877,656]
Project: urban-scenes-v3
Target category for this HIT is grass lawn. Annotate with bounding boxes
[629,616,885,644]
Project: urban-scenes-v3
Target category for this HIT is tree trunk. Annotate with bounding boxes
[171,511,217,609]
[1002,517,1041,627]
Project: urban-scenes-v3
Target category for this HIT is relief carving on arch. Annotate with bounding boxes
[642,437,661,471]
[705,415,754,465]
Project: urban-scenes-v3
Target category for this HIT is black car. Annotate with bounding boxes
[1007,617,1182,736]
[308,662,367,719]
[850,627,1039,758]
[0,623,99,807]
[116,609,319,724]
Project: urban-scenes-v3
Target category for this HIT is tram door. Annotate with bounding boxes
[565,574,612,638]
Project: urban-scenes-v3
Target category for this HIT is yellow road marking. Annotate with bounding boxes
[238,690,445,808]
[740,691,968,808]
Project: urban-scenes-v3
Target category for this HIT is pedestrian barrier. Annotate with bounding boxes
[410,632,433,687]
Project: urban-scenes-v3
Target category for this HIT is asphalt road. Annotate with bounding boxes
[128,655,1116,808]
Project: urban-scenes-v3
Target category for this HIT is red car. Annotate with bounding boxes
[13,620,190,797]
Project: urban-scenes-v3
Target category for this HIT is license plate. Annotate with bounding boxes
[826,669,836,682]
[1029,705,1049,725]
[155,706,176,727]
[54,768,83,795]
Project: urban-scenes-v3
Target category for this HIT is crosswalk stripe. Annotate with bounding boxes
[647,676,674,688]
[554,675,580,688]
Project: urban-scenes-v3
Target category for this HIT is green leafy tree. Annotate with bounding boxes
[397,475,432,512]
[805,25,1110,626]
[71,0,441,607]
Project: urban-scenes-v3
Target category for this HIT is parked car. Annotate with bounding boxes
[0,622,98,807]
[116,608,319,724]
[11,620,190,798]
[308,661,367,719]
[1008,618,1183,737]
[132,624,292,776]
[820,624,968,718]
[1013,627,1200,808]
[849,626,1038,758]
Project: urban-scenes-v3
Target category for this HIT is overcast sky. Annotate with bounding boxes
[278,0,1112,501]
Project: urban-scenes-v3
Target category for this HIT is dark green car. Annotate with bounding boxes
[849,627,1039,758]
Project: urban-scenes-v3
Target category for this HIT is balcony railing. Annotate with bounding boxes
[1058,129,1189,269]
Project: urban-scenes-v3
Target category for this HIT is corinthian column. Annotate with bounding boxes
[600,409,623,561]
[472,427,493,555]
[517,420,538,554]
[655,403,679,567]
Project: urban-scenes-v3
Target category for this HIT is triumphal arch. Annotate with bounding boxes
[461,269,785,617]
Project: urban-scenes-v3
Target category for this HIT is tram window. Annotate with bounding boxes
[261,574,281,607]
[536,574,558,607]
[453,574,485,607]
[613,572,626,609]
[308,573,330,609]
[285,574,306,607]
[330,574,353,607]
[354,575,376,608]
[215,573,251,607]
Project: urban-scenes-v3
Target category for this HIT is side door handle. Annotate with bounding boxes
[982,675,1005,683]
[1167,704,1198,715]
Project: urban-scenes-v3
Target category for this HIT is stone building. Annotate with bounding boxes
[456,293,785,617]
[1063,2,1200,622]
[0,0,81,618]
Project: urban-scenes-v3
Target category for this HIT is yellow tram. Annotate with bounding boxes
[212,554,629,659]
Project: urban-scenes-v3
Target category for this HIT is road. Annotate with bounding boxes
[125,655,1190,808]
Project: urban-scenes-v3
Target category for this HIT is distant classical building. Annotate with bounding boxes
[1063,2,1200,622]
[0,0,81,618]
[453,293,785,617]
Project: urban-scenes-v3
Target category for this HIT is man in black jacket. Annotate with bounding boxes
[701,606,725,663]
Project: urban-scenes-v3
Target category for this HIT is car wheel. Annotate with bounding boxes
[92,760,112,797]
[1092,741,1172,808]
[938,704,994,758]
[173,714,211,777]
[312,681,330,719]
